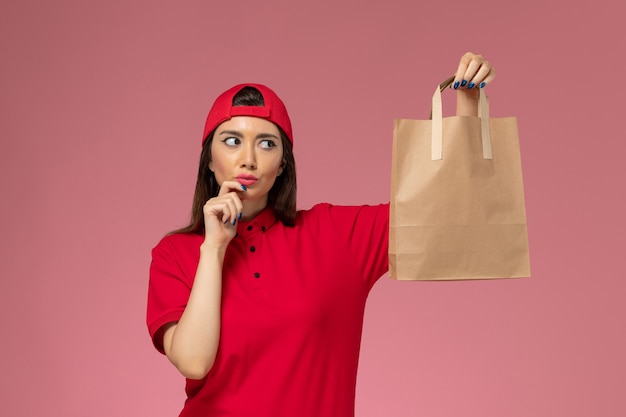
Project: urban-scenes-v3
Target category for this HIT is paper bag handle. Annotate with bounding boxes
[431,76,493,160]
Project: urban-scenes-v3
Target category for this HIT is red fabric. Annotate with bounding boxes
[147,203,389,417]
[202,83,293,146]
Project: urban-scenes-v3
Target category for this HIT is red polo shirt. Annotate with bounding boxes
[147,203,389,417]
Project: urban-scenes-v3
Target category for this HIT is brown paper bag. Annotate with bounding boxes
[389,77,530,280]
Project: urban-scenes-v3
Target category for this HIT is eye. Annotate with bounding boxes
[259,139,277,149]
[222,137,240,146]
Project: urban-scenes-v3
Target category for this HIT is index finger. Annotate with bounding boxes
[453,52,483,88]
[218,180,248,197]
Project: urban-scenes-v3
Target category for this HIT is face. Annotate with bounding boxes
[209,116,284,206]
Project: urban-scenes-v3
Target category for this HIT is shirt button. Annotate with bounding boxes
[247,226,253,231]
[250,246,256,253]
[254,272,260,278]
[261,226,266,232]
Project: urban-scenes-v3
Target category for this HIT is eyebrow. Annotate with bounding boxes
[218,130,280,140]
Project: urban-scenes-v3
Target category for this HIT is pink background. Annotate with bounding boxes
[1,0,624,416]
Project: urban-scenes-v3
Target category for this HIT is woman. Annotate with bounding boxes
[147,52,495,416]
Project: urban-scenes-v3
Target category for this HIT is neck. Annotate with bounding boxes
[241,196,269,221]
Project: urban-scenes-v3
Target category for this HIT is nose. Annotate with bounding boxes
[239,142,257,170]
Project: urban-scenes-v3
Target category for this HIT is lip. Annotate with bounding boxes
[236,174,258,186]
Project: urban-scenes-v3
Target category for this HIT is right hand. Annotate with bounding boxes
[202,181,246,248]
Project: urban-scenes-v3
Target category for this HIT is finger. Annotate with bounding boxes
[220,201,235,225]
[232,194,243,220]
[205,198,233,225]
[469,64,490,87]
[462,56,486,89]
[453,52,477,89]
[224,198,240,226]
[477,66,496,88]
[223,192,243,222]
[204,199,226,222]
[211,192,243,225]
[218,180,248,197]
[469,62,495,89]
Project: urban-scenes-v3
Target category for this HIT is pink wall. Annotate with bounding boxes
[1,0,624,416]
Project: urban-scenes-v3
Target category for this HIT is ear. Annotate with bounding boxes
[208,160,214,172]
[277,160,285,176]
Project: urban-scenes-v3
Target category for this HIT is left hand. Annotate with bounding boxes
[452,52,496,92]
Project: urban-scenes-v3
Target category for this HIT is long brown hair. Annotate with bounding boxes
[171,87,297,235]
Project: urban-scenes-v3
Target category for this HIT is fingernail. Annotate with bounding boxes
[453,81,460,89]
[461,80,467,87]
[232,219,237,226]
[224,219,229,224]
[240,185,247,191]
[238,212,242,220]
[468,82,475,89]
[479,82,486,88]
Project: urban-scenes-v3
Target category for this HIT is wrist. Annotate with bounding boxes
[199,242,228,258]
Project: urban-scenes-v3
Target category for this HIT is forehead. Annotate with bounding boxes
[215,116,281,137]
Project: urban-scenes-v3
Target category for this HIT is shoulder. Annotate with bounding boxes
[151,232,204,259]
[150,232,204,283]
[295,202,389,225]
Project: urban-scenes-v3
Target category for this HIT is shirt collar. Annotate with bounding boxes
[237,206,277,233]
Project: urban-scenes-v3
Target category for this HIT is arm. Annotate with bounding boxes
[453,52,496,116]
[163,181,244,380]
[162,245,225,379]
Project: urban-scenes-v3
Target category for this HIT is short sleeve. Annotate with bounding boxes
[348,204,389,290]
[146,235,197,354]
[319,203,390,290]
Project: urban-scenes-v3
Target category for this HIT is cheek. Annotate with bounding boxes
[209,157,228,183]
[270,151,285,173]
[270,159,284,177]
